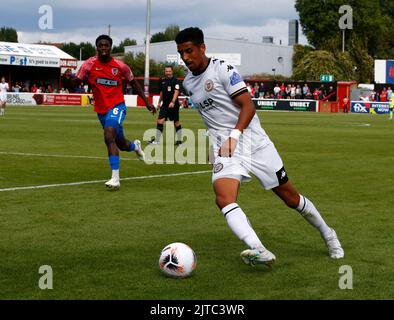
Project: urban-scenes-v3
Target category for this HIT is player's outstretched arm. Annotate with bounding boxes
[130,79,156,114]
[219,92,256,157]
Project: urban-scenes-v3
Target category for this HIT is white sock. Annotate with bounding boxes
[221,203,266,250]
[296,195,331,238]
[1,108,4,114]
[176,127,182,142]
[111,169,120,181]
[155,129,162,142]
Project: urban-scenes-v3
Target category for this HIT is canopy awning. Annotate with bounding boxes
[0,41,78,69]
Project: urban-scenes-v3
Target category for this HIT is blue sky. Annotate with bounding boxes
[2,0,307,46]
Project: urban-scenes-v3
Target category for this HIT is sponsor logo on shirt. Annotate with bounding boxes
[96,78,118,87]
[230,72,243,86]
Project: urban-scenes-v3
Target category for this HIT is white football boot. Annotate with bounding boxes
[133,139,145,161]
[105,178,120,191]
[323,228,344,259]
[241,248,276,268]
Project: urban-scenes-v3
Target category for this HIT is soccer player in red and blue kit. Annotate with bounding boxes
[75,34,155,190]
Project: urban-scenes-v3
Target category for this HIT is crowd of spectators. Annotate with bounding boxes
[246,82,337,101]
[6,79,91,95]
[362,87,393,102]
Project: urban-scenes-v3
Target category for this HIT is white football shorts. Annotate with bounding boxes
[211,142,288,190]
[0,94,7,102]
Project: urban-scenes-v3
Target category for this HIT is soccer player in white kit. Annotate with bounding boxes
[0,77,9,116]
[175,27,344,267]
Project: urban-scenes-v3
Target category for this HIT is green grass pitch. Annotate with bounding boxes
[0,106,393,299]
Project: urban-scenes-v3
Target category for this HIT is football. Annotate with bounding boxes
[159,242,196,278]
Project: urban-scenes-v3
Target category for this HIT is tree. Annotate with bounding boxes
[151,24,180,43]
[62,42,95,60]
[295,0,393,58]
[292,50,354,82]
[151,32,167,43]
[123,52,186,77]
[112,38,137,54]
[294,0,393,81]
[0,26,18,42]
[164,24,180,41]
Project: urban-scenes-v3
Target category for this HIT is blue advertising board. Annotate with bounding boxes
[351,101,390,114]
[386,60,394,84]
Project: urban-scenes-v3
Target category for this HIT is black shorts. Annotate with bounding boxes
[158,105,180,121]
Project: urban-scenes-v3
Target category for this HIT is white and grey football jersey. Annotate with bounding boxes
[0,82,9,100]
[183,58,271,155]
[0,82,9,93]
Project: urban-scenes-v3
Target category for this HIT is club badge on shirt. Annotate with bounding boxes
[205,79,214,92]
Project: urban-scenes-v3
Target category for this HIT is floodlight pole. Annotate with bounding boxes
[144,0,151,97]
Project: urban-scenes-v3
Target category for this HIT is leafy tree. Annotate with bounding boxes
[79,42,96,60]
[151,32,167,43]
[164,24,180,41]
[123,52,186,77]
[294,0,393,81]
[112,38,137,54]
[295,0,393,58]
[292,50,354,81]
[151,24,180,43]
[0,26,18,42]
[62,42,80,59]
[61,42,95,60]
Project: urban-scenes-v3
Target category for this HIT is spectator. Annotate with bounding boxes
[313,88,320,100]
[246,82,253,96]
[12,82,21,92]
[343,96,349,113]
[302,83,310,98]
[285,84,291,98]
[318,85,326,100]
[290,84,296,99]
[273,83,281,97]
[369,90,376,101]
[295,84,302,99]
[327,86,336,101]
[253,83,259,99]
[31,84,38,93]
[380,87,387,102]
[375,91,380,102]
[258,82,265,98]
[387,87,393,101]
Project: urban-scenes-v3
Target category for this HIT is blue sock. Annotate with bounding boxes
[129,142,136,152]
[109,155,120,170]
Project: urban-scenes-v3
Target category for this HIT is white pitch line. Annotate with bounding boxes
[0,170,211,192]
[0,151,138,161]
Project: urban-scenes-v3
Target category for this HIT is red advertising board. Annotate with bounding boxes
[60,59,78,69]
[31,94,82,105]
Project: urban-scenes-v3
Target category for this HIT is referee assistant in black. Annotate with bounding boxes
[150,66,183,145]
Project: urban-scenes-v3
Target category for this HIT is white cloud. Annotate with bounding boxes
[10,0,308,46]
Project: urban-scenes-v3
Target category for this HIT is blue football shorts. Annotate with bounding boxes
[97,102,127,139]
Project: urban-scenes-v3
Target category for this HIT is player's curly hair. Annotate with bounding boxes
[175,27,204,46]
[95,34,113,47]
